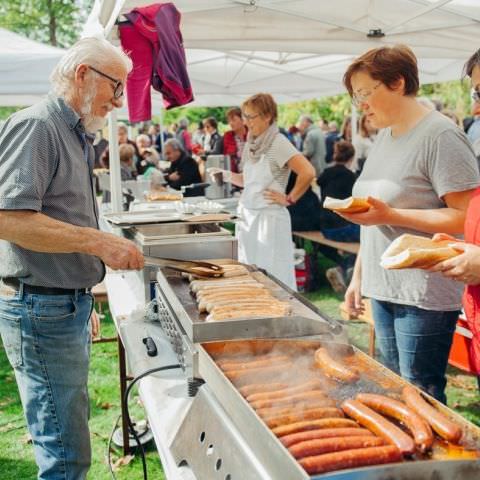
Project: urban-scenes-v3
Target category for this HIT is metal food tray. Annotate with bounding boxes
[155,266,345,344]
[193,338,480,480]
[103,210,183,225]
[132,222,231,243]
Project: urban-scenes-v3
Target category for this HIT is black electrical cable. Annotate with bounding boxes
[124,364,182,480]
[107,414,122,480]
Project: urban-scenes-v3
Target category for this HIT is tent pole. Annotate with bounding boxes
[158,106,165,155]
[108,109,123,212]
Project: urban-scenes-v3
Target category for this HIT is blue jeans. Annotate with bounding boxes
[370,299,458,404]
[0,283,94,479]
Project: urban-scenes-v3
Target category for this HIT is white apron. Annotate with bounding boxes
[236,152,297,290]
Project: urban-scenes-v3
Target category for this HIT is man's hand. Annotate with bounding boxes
[339,197,393,226]
[429,242,480,285]
[90,308,100,339]
[169,172,180,182]
[93,233,144,270]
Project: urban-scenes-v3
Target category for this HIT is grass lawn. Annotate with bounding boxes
[0,276,479,478]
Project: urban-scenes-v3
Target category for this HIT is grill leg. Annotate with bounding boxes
[118,336,130,455]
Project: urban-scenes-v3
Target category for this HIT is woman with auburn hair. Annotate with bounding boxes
[209,93,315,289]
[340,44,479,402]
[431,49,480,390]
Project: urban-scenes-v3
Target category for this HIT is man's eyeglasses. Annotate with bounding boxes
[352,82,382,107]
[89,66,124,99]
[242,112,260,121]
[471,88,480,104]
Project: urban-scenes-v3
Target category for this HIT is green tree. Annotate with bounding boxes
[0,0,93,48]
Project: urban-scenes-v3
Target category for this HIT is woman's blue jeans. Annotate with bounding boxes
[370,299,458,404]
[0,283,93,480]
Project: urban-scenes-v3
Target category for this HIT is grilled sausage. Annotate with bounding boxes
[290,435,385,459]
[402,386,463,443]
[266,408,344,429]
[220,355,290,372]
[239,382,288,397]
[251,390,329,410]
[225,362,290,382]
[206,299,286,313]
[247,379,323,403]
[196,284,267,299]
[341,399,415,455]
[272,418,360,437]
[257,397,337,419]
[314,347,359,383]
[356,393,433,452]
[280,427,374,448]
[299,445,403,475]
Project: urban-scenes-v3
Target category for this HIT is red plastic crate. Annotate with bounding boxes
[448,316,476,374]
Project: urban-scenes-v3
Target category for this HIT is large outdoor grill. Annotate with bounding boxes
[150,263,480,479]
[170,339,480,480]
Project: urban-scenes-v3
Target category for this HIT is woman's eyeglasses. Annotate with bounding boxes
[352,82,382,107]
[89,66,124,99]
[242,113,260,121]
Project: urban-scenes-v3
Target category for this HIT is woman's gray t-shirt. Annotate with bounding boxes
[353,110,480,311]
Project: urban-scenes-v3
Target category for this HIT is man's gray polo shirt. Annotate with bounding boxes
[0,94,105,288]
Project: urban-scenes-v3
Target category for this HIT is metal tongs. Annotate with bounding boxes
[144,257,224,277]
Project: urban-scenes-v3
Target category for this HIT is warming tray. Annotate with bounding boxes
[187,338,480,480]
[103,210,183,225]
[155,266,345,344]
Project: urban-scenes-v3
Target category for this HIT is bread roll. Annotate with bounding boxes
[380,233,461,270]
[323,196,371,214]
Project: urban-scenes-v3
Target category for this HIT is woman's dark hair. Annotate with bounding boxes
[343,44,419,97]
[204,117,218,129]
[333,140,355,164]
[464,49,480,78]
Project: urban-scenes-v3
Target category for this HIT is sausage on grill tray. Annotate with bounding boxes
[299,445,403,475]
[402,386,463,443]
[225,363,291,382]
[250,390,329,410]
[247,379,323,403]
[280,427,374,448]
[266,407,344,429]
[239,382,288,397]
[289,435,386,459]
[341,399,416,455]
[356,393,434,452]
[314,347,359,383]
[272,418,360,437]
[220,355,290,372]
[257,397,337,419]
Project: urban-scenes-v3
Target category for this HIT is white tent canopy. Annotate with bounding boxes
[83,0,480,210]
[0,28,64,106]
[86,0,480,109]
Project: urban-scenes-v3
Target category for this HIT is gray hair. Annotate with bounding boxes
[117,122,128,134]
[136,134,151,144]
[299,114,313,124]
[178,118,189,128]
[50,37,133,98]
[164,138,184,152]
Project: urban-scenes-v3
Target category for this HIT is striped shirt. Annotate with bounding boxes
[265,133,298,191]
[0,94,105,288]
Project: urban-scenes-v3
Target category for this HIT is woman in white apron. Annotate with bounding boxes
[210,93,315,289]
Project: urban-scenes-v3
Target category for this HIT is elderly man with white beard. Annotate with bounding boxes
[0,38,144,479]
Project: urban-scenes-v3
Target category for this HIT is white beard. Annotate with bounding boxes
[79,82,108,133]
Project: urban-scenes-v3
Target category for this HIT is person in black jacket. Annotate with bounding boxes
[163,139,204,196]
[317,140,360,292]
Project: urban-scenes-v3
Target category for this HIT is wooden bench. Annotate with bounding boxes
[293,231,359,291]
[339,299,376,357]
[293,231,360,255]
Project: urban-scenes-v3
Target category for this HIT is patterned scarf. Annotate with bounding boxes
[245,122,279,163]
